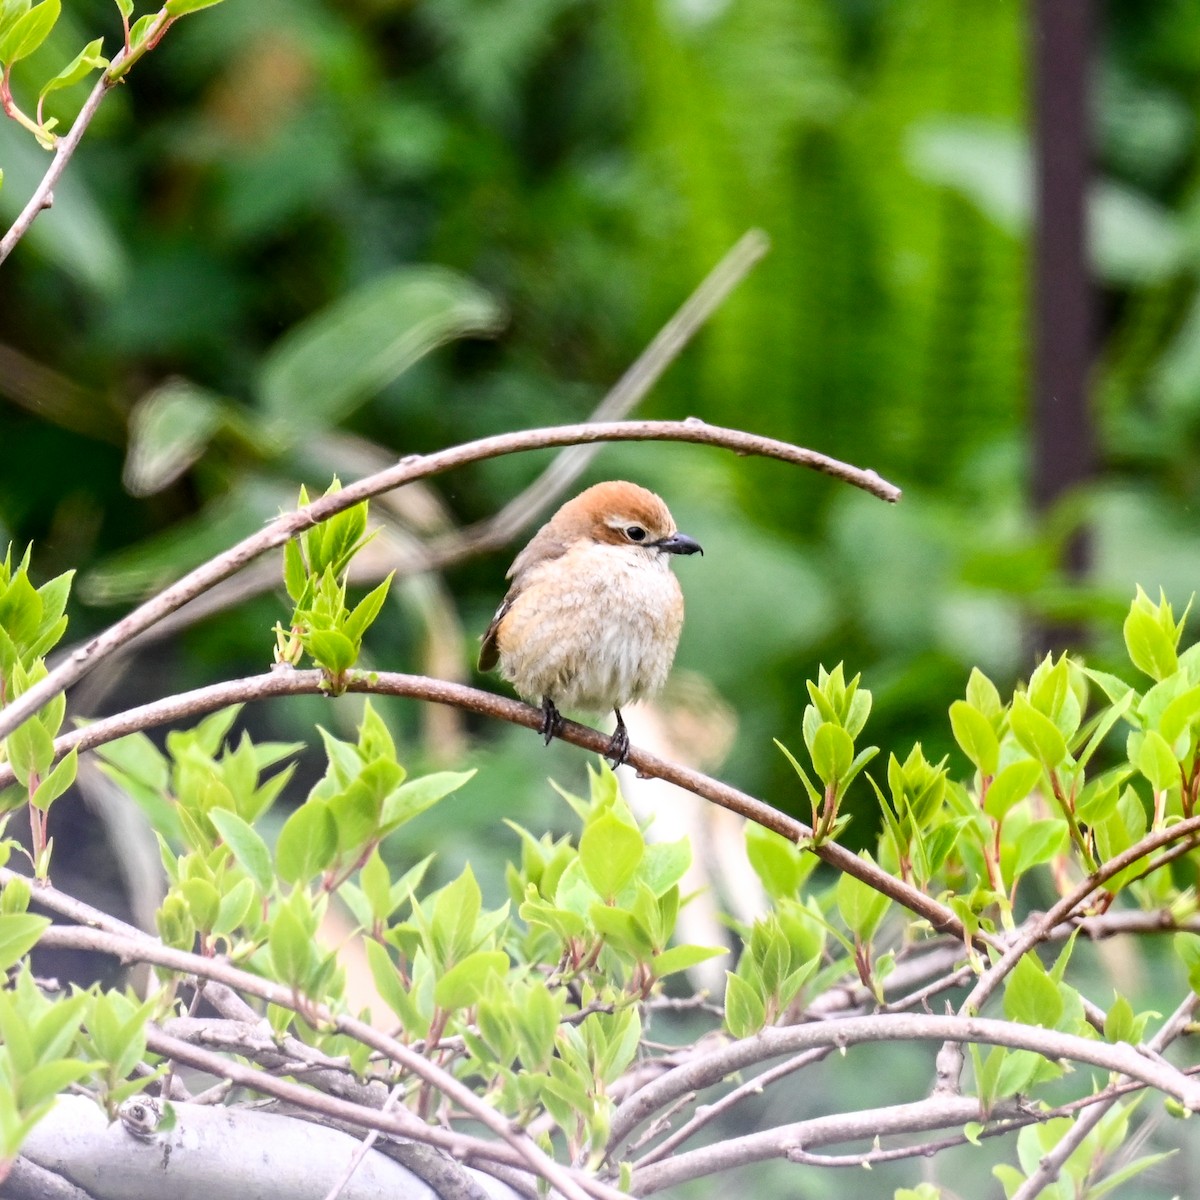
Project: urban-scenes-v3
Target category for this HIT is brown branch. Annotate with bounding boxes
[0,666,964,939]
[0,419,899,743]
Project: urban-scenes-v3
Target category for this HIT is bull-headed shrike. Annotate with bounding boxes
[479,480,703,764]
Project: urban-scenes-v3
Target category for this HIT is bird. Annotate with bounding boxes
[479,480,703,765]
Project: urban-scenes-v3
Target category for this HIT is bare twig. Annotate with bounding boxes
[0,56,116,264]
[606,1010,1200,1155]
[321,1083,403,1200]
[0,418,899,743]
[0,667,964,937]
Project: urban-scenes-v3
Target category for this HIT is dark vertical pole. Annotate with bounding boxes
[1031,0,1095,654]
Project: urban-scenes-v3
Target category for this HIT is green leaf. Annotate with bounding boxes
[122,380,228,498]
[1009,695,1068,767]
[1135,729,1180,793]
[38,37,107,100]
[1124,588,1179,681]
[31,747,76,812]
[579,813,644,899]
[257,266,504,431]
[163,0,227,14]
[653,943,726,979]
[982,758,1043,821]
[303,629,357,674]
[179,877,221,931]
[6,715,54,788]
[343,574,394,645]
[213,877,256,935]
[433,949,509,1011]
[208,808,273,893]
[268,899,312,987]
[381,769,474,830]
[724,971,765,1038]
[1004,952,1064,1028]
[1104,992,1136,1045]
[0,0,59,67]
[275,800,337,886]
[1011,818,1070,878]
[809,722,854,786]
[949,700,1000,776]
[745,823,808,899]
[834,861,890,941]
[0,913,49,970]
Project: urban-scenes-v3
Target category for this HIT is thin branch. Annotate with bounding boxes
[321,1083,403,1200]
[0,666,966,938]
[628,1095,1015,1194]
[0,418,899,743]
[628,1048,832,1169]
[606,1010,1200,1154]
[0,54,117,264]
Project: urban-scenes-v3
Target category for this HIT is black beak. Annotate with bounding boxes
[656,532,704,556]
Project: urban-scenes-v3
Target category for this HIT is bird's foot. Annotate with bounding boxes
[605,709,630,768]
[540,697,564,746]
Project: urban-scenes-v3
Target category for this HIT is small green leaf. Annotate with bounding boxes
[0,913,49,971]
[303,629,357,674]
[213,877,256,935]
[31,748,77,812]
[1124,587,1180,681]
[809,723,854,787]
[381,769,474,830]
[38,37,107,100]
[275,800,337,886]
[653,943,726,979]
[433,949,509,1011]
[268,900,312,987]
[579,813,644,899]
[835,861,890,941]
[1135,729,1180,793]
[1011,819,1070,878]
[208,808,273,893]
[983,758,1043,821]
[163,0,227,14]
[949,701,1000,776]
[1003,952,1063,1028]
[0,0,60,67]
[1009,695,1068,767]
[724,971,766,1038]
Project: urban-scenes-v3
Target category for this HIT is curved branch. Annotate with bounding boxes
[607,1011,1200,1153]
[0,667,964,937]
[0,419,899,742]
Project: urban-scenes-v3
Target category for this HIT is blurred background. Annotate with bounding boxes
[6,0,1200,803]
[6,0,1200,1193]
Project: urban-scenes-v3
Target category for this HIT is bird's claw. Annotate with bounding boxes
[605,710,630,768]
[540,697,564,746]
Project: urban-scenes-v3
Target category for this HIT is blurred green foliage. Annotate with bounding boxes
[4,0,1200,826]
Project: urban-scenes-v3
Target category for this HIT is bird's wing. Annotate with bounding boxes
[478,597,509,671]
[478,528,571,672]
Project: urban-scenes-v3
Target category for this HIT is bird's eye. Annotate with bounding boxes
[625,525,648,543]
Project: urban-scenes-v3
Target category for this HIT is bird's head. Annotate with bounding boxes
[553,480,704,557]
